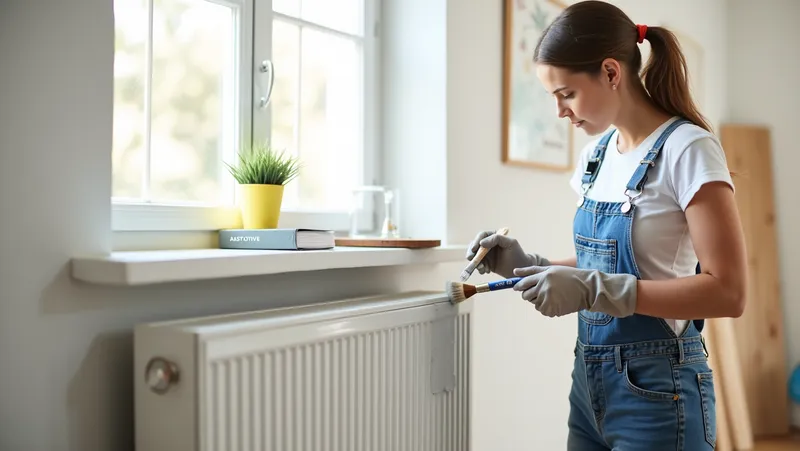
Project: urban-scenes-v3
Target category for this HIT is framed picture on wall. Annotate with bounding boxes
[502,0,573,172]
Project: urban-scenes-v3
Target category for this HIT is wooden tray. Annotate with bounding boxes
[334,237,441,248]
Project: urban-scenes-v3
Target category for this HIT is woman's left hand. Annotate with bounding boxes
[512,265,639,318]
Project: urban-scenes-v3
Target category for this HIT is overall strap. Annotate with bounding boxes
[625,118,692,193]
[694,262,704,332]
[580,129,616,193]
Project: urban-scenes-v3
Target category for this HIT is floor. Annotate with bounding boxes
[753,433,800,450]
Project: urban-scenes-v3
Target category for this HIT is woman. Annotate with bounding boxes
[467,1,747,449]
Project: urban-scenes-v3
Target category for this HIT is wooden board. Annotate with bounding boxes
[704,319,733,451]
[720,123,790,437]
[334,237,441,248]
[707,318,754,449]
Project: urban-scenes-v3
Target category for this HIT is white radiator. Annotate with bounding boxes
[134,290,472,451]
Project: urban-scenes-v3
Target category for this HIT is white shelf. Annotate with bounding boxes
[70,245,465,286]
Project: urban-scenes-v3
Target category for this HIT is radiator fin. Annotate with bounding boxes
[205,313,470,451]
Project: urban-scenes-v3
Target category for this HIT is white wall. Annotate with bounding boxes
[727,0,800,427]
[0,2,455,450]
[0,0,747,450]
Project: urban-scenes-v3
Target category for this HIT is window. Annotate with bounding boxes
[112,0,380,232]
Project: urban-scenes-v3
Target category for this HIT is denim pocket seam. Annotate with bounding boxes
[574,243,615,256]
[578,311,614,325]
[672,354,708,367]
[575,233,617,246]
[623,360,679,402]
[697,371,716,448]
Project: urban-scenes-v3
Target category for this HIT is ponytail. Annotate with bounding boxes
[641,26,712,132]
[533,1,712,133]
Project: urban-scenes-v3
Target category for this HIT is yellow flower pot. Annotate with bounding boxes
[237,184,285,229]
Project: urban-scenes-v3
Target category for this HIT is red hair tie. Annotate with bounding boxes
[636,24,648,43]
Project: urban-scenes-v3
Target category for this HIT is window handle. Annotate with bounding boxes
[257,60,274,110]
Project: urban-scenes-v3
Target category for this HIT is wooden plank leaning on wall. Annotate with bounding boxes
[714,123,791,439]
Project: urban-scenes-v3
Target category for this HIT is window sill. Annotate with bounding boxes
[70,245,465,286]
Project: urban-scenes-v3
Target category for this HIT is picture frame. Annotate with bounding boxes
[502,0,573,172]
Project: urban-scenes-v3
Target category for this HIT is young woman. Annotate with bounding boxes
[466,1,747,449]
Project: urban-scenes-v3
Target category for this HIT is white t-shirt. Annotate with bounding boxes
[569,117,734,335]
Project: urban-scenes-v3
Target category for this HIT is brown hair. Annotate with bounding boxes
[533,0,711,132]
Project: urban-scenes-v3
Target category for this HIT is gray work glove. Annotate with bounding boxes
[512,265,638,318]
[466,231,551,279]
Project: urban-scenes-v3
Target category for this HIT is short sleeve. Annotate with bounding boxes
[670,136,734,210]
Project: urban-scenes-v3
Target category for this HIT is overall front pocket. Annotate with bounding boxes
[575,234,617,325]
[607,358,682,449]
[623,357,679,401]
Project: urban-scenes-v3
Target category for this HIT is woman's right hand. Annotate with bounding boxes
[466,231,542,279]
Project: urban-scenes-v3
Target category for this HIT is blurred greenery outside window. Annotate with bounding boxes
[112,0,378,232]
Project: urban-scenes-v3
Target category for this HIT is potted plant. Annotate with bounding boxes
[225,141,301,229]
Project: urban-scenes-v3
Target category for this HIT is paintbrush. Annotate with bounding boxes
[446,277,522,304]
[459,227,509,282]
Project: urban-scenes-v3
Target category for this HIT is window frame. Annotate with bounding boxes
[111,0,381,234]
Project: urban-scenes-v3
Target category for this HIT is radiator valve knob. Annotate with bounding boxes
[145,357,179,394]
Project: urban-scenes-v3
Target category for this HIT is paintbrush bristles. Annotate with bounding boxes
[446,281,478,304]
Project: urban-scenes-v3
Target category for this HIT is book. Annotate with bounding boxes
[218,228,335,250]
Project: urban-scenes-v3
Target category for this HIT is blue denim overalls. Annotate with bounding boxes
[568,118,717,450]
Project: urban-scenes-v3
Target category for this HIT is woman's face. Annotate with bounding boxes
[535,63,619,136]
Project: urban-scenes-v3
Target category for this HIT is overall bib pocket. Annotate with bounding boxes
[575,233,617,325]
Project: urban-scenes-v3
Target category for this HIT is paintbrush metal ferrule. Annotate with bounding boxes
[459,261,480,282]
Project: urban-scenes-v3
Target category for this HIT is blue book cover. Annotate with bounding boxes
[219,228,335,250]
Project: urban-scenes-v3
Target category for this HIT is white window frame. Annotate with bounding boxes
[112,0,381,233]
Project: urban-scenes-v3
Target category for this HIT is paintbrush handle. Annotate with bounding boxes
[480,277,522,293]
[460,227,509,281]
[470,246,491,267]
